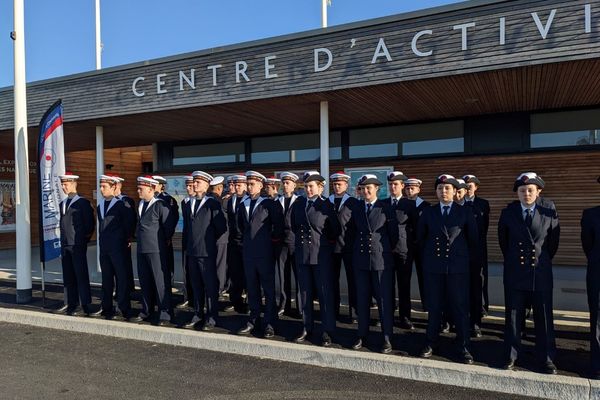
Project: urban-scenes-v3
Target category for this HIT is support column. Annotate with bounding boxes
[319,101,330,197]
[152,143,158,171]
[95,126,104,272]
[13,0,32,303]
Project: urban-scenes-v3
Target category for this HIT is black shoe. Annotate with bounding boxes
[352,337,364,350]
[237,322,254,335]
[398,317,414,330]
[185,316,202,329]
[461,350,474,365]
[472,325,482,338]
[223,305,235,312]
[264,325,275,338]
[441,322,450,334]
[74,306,91,317]
[138,312,151,321]
[284,309,302,319]
[90,308,106,318]
[202,321,216,332]
[294,329,310,343]
[543,361,557,375]
[126,315,143,323]
[234,305,249,315]
[381,339,392,354]
[371,320,381,327]
[420,345,433,358]
[321,332,332,347]
[277,308,285,317]
[158,319,174,327]
[503,359,516,371]
[55,304,70,314]
[176,301,190,309]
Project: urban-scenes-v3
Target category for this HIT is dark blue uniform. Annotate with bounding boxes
[97,197,134,317]
[59,195,95,312]
[237,196,284,328]
[417,203,477,352]
[180,197,195,305]
[136,197,177,320]
[329,193,359,319]
[467,196,490,313]
[582,206,600,375]
[157,191,179,279]
[410,197,430,310]
[226,194,248,311]
[275,194,301,315]
[349,199,399,344]
[184,195,227,325]
[498,201,559,365]
[117,193,137,294]
[291,196,341,335]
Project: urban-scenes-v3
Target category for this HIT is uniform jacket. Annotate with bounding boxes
[276,194,300,248]
[117,194,137,240]
[582,206,600,282]
[136,197,177,254]
[416,203,478,275]
[291,196,341,265]
[383,196,414,257]
[349,199,399,271]
[207,193,229,245]
[181,197,191,252]
[498,201,560,291]
[184,196,227,258]
[237,196,284,260]
[328,193,358,254]
[97,197,131,254]
[158,191,179,240]
[59,195,95,247]
[227,194,248,245]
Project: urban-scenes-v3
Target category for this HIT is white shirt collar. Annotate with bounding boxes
[440,201,453,212]
[521,203,536,214]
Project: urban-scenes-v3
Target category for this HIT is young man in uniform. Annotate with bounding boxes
[208,176,229,296]
[153,175,179,287]
[225,174,248,313]
[179,174,195,309]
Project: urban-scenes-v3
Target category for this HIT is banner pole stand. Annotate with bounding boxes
[40,261,46,309]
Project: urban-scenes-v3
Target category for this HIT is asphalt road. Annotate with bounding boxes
[0,322,541,400]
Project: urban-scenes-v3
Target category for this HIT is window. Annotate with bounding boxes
[349,121,464,159]
[531,109,600,148]
[251,132,341,164]
[172,142,245,166]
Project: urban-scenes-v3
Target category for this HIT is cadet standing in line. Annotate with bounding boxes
[385,171,415,330]
[184,171,228,330]
[405,177,430,311]
[57,171,95,316]
[153,175,179,288]
[275,172,301,317]
[328,171,359,322]
[225,174,248,313]
[237,171,284,338]
[292,171,341,347]
[93,175,139,321]
[265,177,281,200]
[498,172,559,374]
[179,174,195,309]
[350,174,398,354]
[114,175,137,296]
[581,177,600,379]
[463,174,491,316]
[417,174,477,364]
[208,176,229,295]
[136,176,177,326]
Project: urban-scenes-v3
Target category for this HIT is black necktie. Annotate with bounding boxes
[193,198,202,215]
[307,200,314,210]
[334,197,342,212]
[249,199,257,216]
[392,199,398,207]
[65,197,72,212]
[366,203,372,215]
[525,209,533,228]
[103,199,111,216]
[284,196,291,213]
[141,201,149,216]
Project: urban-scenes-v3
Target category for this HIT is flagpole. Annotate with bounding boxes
[321,0,328,28]
[95,0,104,273]
[319,0,330,196]
[13,0,32,304]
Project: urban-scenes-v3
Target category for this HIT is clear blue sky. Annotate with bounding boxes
[0,0,462,89]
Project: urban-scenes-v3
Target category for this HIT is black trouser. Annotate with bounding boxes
[588,275,600,372]
[137,251,172,317]
[227,242,246,307]
[124,244,135,293]
[332,252,356,317]
[469,261,484,327]
[276,244,299,313]
[425,272,470,350]
[166,241,175,278]
[100,249,131,316]
[61,244,91,308]
[216,242,228,293]
[504,288,555,363]
[355,267,394,340]
[411,249,427,311]
[482,243,489,312]
[182,250,194,304]
[187,255,219,324]
[392,252,412,320]
[244,257,276,327]
[298,262,336,334]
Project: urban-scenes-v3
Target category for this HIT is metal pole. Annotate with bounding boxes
[321,0,328,28]
[95,0,102,70]
[95,126,104,273]
[13,0,32,303]
[319,101,330,197]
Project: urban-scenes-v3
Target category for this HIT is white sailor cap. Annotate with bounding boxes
[245,170,267,182]
[435,174,459,189]
[184,174,194,183]
[330,171,350,182]
[387,171,408,182]
[303,170,325,184]
[192,171,214,183]
[456,178,468,190]
[280,172,299,182]
[359,174,382,186]
[99,174,119,184]
[462,174,481,185]
[152,175,167,184]
[137,175,159,187]
[266,176,281,185]
[514,172,545,192]
[230,174,247,183]
[210,176,225,186]
[404,177,422,186]
[59,171,79,181]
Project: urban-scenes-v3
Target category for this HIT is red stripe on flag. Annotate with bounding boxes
[43,116,63,141]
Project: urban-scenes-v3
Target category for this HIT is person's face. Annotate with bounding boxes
[455,188,467,202]
[405,184,421,200]
[304,181,322,198]
[282,179,296,195]
[213,184,224,197]
[436,184,456,203]
[137,185,154,201]
[518,184,541,206]
[388,180,404,197]
[356,186,363,199]
[332,180,348,196]
[247,179,263,197]
[228,183,234,193]
[61,181,77,195]
[115,182,123,195]
[185,182,194,196]
[266,184,278,197]
[466,182,478,198]
[193,179,209,195]
[99,182,116,198]
[363,184,378,202]
[234,182,247,196]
